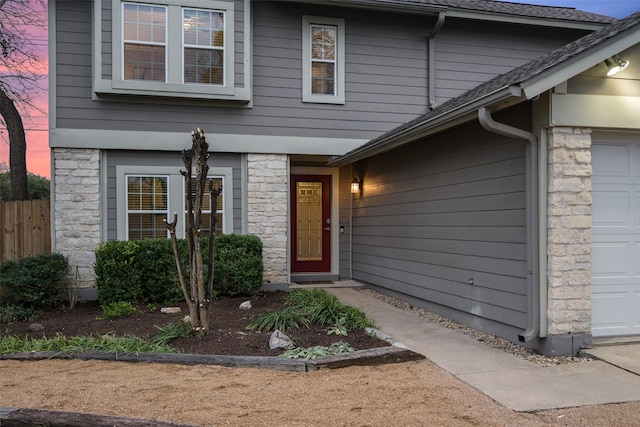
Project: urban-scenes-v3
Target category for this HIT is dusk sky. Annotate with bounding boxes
[1,1,639,179]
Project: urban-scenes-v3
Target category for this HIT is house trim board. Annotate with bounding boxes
[49,128,368,156]
[522,33,640,100]
[551,94,640,128]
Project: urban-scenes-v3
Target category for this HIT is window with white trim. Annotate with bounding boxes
[117,166,233,240]
[302,16,345,104]
[107,0,235,98]
[123,3,167,81]
[126,175,169,239]
[183,8,225,85]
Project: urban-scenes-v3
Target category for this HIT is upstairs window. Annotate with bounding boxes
[310,24,336,96]
[123,3,167,82]
[183,9,225,85]
[302,16,345,104]
[108,0,236,99]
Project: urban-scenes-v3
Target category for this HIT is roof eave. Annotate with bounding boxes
[328,85,524,167]
[522,30,640,99]
[281,0,609,30]
[447,10,606,31]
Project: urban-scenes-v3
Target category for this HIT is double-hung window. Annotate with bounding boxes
[302,16,345,104]
[123,3,167,82]
[108,0,235,99]
[117,166,233,240]
[126,175,169,239]
[183,9,225,85]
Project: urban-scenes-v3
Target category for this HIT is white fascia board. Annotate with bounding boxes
[521,32,640,100]
[50,128,367,156]
[551,93,640,129]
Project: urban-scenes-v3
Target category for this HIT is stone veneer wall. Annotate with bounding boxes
[546,127,592,338]
[53,148,101,288]
[247,153,288,283]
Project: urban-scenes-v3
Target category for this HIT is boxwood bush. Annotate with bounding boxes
[95,234,264,305]
[0,252,70,312]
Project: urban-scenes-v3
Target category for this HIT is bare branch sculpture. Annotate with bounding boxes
[165,128,221,333]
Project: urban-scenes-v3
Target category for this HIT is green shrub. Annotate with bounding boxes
[251,289,375,334]
[0,304,41,323]
[0,253,70,309]
[137,239,182,303]
[100,301,139,319]
[94,234,264,304]
[213,234,263,297]
[95,240,142,305]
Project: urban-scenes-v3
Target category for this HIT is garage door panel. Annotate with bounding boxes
[592,241,629,278]
[593,190,629,227]
[592,292,628,330]
[592,136,640,337]
[592,143,630,178]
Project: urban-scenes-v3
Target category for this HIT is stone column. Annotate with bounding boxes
[53,148,101,289]
[247,153,288,284]
[546,128,592,344]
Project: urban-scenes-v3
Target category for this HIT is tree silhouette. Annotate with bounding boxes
[0,0,47,200]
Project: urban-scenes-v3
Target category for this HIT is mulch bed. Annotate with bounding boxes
[1,291,389,357]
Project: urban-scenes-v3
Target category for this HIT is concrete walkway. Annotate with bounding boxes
[327,284,640,412]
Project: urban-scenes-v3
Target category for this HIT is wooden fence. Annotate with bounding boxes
[0,200,51,263]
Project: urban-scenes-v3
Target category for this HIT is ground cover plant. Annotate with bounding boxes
[0,290,387,357]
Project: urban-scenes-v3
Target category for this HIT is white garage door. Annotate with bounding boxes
[592,134,640,337]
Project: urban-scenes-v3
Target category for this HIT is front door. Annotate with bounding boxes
[291,175,331,273]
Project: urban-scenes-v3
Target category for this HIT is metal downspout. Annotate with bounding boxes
[428,12,445,110]
[478,107,540,343]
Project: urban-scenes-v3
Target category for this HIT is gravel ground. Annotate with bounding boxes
[358,287,593,367]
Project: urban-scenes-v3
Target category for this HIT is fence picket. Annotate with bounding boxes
[0,200,51,262]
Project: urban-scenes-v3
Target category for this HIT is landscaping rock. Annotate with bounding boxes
[28,323,44,332]
[269,330,295,350]
[239,301,252,310]
[160,307,182,314]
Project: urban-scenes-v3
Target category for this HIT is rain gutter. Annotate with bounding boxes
[477,107,540,343]
[428,11,446,110]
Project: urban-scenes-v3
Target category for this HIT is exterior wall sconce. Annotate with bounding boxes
[350,178,360,195]
[605,55,629,76]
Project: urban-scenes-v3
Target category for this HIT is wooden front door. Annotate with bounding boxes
[291,175,331,272]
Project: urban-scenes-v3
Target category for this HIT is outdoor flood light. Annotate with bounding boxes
[605,55,629,76]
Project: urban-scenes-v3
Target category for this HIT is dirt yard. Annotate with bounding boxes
[3,358,640,426]
[4,291,640,425]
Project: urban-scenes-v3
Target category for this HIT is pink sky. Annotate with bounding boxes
[0,1,49,179]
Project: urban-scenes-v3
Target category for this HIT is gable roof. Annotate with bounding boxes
[329,10,640,167]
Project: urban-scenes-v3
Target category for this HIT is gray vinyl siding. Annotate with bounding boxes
[350,108,530,330]
[434,20,586,104]
[54,1,586,144]
[104,151,243,241]
[338,166,353,279]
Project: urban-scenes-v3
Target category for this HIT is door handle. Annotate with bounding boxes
[323,227,331,231]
